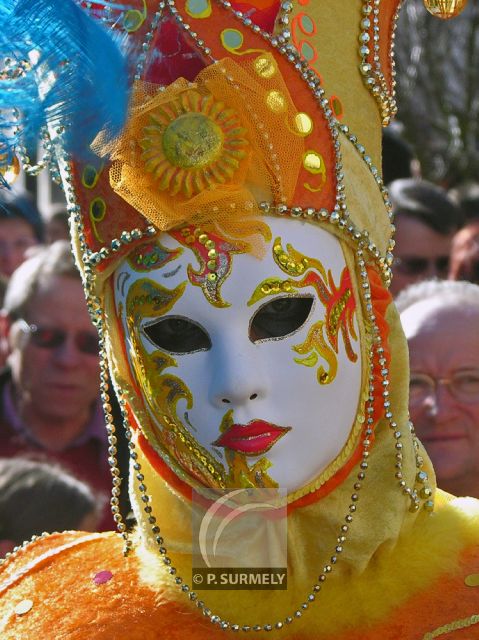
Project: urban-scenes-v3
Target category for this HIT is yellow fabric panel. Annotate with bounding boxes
[285,0,382,168]
[340,132,392,256]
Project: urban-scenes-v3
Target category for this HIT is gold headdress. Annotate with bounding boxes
[59,0,466,304]
[67,1,402,294]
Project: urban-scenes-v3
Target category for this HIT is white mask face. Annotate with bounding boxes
[114,217,363,494]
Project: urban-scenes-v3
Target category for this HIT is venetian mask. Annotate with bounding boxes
[113,217,364,497]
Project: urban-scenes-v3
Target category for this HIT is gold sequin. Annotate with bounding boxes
[14,599,33,616]
[266,90,287,113]
[294,113,313,136]
[248,278,297,306]
[303,150,325,175]
[253,54,277,79]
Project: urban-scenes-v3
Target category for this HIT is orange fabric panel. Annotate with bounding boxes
[1,533,479,639]
[335,545,479,640]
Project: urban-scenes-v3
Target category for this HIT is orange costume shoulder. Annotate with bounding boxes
[0,531,211,640]
[1,530,479,640]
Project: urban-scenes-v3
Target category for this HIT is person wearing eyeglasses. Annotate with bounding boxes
[388,179,463,297]
[397,279,479,499]
[0,241,115,530]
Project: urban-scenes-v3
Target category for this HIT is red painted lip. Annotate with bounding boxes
[212,420,291,455]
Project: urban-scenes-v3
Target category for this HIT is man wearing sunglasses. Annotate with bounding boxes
[0,241,115,530]
[397,279,479,499]
[388,178,462,297]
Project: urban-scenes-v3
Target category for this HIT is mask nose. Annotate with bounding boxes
[210,343,268,409]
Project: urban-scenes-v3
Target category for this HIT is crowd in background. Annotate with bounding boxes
[0,124,478,555]
[0,193,130,556]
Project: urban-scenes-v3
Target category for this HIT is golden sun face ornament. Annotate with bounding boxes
[140,90,250,198]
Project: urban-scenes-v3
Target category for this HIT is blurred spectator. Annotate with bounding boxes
[0,189,44,279]
[397,280,479,498]
[388,178,462,296]
[0,275,9,368]
[448,182,479,284]
[382,127,420,185]
[0,457,100,557]
[0,274,7,310]
[0,241,114,530]
[46,209,70,244]
[449,220,479,284]
[449,181,479,222]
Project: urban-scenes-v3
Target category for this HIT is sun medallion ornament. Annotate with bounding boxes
[140,90,251,198]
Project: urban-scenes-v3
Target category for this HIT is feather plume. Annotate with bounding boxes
[0,0,129,169]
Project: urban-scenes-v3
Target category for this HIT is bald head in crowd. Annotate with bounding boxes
[397,280,479,498]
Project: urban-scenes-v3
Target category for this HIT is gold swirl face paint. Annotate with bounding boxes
[249,238,359,385]
[169,225,246,308]
[124,276,227,487]
[114,218,362,494]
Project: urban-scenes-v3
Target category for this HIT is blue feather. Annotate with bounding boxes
[0,0,130,167]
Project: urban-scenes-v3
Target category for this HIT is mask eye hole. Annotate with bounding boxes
[250,296,314,343]
[142,316,211,354]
